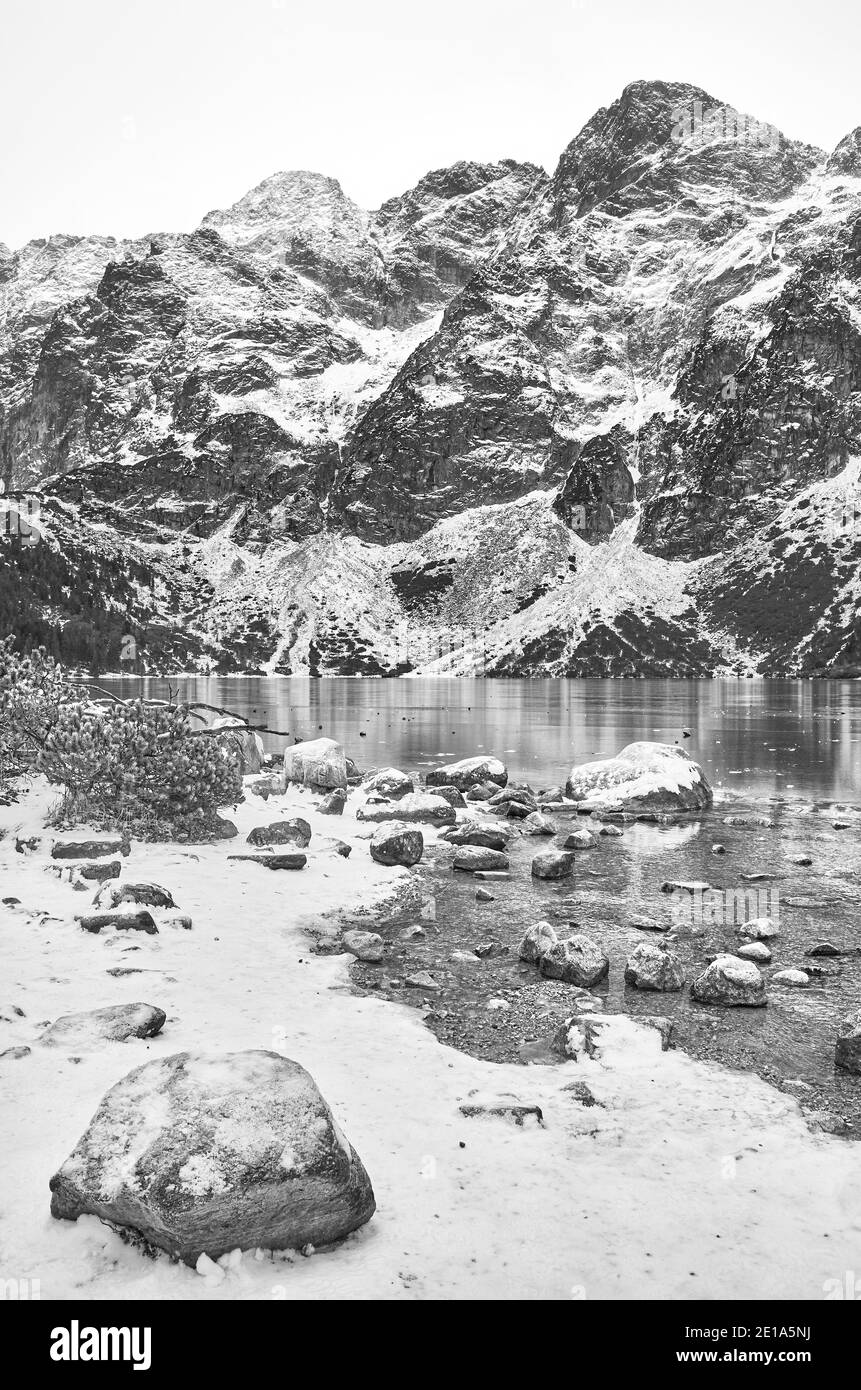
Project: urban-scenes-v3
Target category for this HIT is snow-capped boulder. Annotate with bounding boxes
[369,823,424,867]
[562,829,595,849]
[78,910,158,935]
[452,846,510,873]
[246,818,311,849]
[280,738,347,791]
[565,742,712,813]
[441,820,513,851]
[539,935,609,987]
[691,955,767,1007]
[737,942,772,963]
[357,792,455,827]
[531,849,575,880]
[835,1010,861,1074]
[466,781,505,802]
[624,942,685,992]
[49,1050,375,1263]
[52,838,129,861]
[426,756,508,792]
[363,768,414,799]
[518,920,558,963]
[736,917,779,941]
[212,717,264,775]
[94,882,176,910]
[40,1003,166,1048]
[772,969,809,987]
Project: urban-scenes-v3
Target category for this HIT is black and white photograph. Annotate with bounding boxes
[1,0,860,1348]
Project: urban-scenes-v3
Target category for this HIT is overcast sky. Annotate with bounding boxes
[1,0,858,249]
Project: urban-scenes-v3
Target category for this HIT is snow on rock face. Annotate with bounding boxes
[211,718,264,775]
[362,768,415,799]
[40,1003,166,1048]
[565,741,713,813]
[691,955,767,1007]
[356,792,455,827]
[368,822,424,867]
[426,756,508,791]
[246,818,312,848]
[49,1050,375,1264]
[624,942,685,992]
[539,935,609,987]
[281,738,347,791]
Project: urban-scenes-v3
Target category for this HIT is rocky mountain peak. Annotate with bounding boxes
[826,127,861,177]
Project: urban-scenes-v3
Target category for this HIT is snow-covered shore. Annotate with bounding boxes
[1,777,859,1301]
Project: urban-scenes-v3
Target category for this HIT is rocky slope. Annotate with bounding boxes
[1,80,859,676]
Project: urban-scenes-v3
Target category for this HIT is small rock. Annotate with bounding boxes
[95,882,176,910]
[342,930,384,964]
[735,917,779,941]
[523,812,557,836]
[518,920,558,963]
[0,1045,31,1060]
[624,942,685,991]
[806,942,841,957]
[539,935,609,987]
[711,843,726,855]
[246,819,311,849]
[771,969,809,988]
[531,850,574,880]
[562,830,594,849]
[475,887,495,903]
[404,972,440,991]
[318,789,347,816]
[737,942,772,963]
[52,839,129,861]
[789,854,813,866]
[835,1010,861,1074]
[363,768,414,799]
[598,824,623,838]
[452,846,510,873]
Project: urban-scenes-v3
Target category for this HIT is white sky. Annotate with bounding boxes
[1,0,858,250]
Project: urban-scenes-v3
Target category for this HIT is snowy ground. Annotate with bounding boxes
[2,776,860,1301]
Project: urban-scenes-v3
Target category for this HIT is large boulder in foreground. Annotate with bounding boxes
[49,1051,375,1264]
[369,823,424,867]
[835,1010,861,1074]
[691,955,767,1007]
[565,742,712,813]
[281,738,347,792]
[426,756,508,792]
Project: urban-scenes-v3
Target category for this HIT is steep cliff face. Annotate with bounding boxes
[1,80,859,676]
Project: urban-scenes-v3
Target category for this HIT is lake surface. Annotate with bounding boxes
[104,676,861,1130]
[101,676,861,806]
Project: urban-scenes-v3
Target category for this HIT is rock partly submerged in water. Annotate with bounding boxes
[540,935,609,987]
[624,942,685,992]
[835,1010,861,1074]
[452,846,510,873]
[441,820,513,851]
[531,849,575,880]
[49,1050,375,1263]
[566,742,713,814]
[691,955,767,1007]
[426,756,507,792]
[518,920,558,964]
[369,823,424,867]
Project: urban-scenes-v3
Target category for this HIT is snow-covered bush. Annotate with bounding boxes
[37,697,243,840]
[0,639,242,836]
[0,638,70,792]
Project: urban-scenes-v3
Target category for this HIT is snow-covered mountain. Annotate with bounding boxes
[2,80,859,676]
